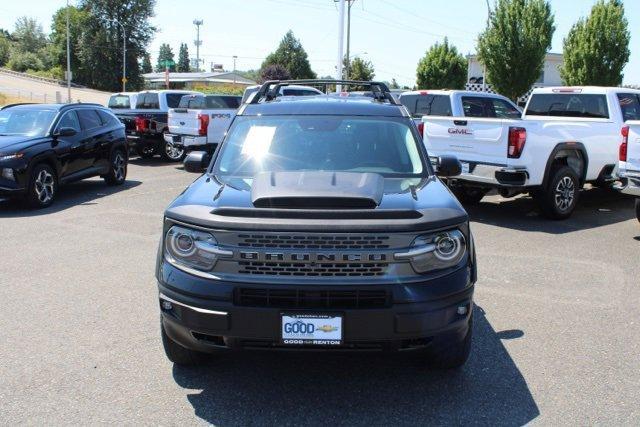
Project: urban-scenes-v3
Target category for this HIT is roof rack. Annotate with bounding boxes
[249,79,400,105]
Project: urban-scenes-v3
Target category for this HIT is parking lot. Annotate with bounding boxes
[1,159,639,425]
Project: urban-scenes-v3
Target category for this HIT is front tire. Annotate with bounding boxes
[161,320,208,366]
[26,163,57,208]
[104,149,127,185]
[426,310,473,369]
[537,165,580,220]
[160,135,185,162]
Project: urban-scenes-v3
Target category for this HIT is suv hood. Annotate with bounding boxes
[166,173,468,232]
[0,135,42,152]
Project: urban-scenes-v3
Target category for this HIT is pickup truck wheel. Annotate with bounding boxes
[26,163,57,209]
[538,165,580,220]
[426,310,473,369]
[452,187,488,205]
[104,150,127,186]
[635,199,640,223]
[136,145,156,159]
[161,138,185,162]
[161,320,208,366]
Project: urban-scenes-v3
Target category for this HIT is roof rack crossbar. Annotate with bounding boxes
[248,79,400,105]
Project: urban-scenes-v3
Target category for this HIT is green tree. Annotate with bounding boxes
[12,17,46,53]
[141,52,152,73]
[258,63,291,83]
[416,38,467,89]
[560,0,629,86]
[0,35,11,66]
[50,6,90,83]
[7,51,44,72]
[261,30,316,79]
[389,78,400,89]
[347,56,375,81]
[177,43,190,72]
[477,0,554,100]
[156,43,175,71]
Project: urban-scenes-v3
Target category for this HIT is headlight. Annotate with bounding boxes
[164,225,231,272]
[394,229,466,273]
[0,153,24,161]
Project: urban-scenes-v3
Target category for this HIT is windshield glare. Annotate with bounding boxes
[214,116,425,178]
[0,109,56,137]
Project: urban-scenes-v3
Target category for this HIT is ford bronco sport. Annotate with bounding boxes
[156,80,477,369]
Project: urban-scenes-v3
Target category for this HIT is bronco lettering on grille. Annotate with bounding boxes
[238,251,387,263]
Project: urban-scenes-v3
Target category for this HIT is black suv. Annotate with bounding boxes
[0,103,127,208]
[157,80,476,368]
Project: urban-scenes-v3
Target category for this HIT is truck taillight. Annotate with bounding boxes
[620,125,629,162]
[417,122,424,137]
[135,116,149,132]
[508,127,526,158]
[198,113,209,136]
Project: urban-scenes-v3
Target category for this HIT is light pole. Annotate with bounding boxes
[66,0,71,103]
[193,20,203,72]
[482,0,491,92]
[232,55,237,84]
[336,0,345,91]
[107,19,126,92]
[345,0,354,79]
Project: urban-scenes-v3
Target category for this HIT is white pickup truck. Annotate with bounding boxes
[165,94,242,154]
[618,118,640,222]
[423,86,640,219]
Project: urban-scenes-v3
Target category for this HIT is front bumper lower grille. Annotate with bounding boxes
[235,287,390,309]
[238,261,388,277]
[237,234,390,250]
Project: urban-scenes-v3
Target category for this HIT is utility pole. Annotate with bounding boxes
[345,0,354,80]
[336,0,345,91]
[65,0,71,103]
[107,19,127,92]
[232,55,237,84]
[482,0,491,92]
[193,19,203,72]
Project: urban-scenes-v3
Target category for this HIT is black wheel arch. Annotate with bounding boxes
[542,142,589,189]
[28,150,61,182]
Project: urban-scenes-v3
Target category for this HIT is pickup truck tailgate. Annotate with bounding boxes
[422,117,519,164]
[168,109,199,136]
[625,121,640,173]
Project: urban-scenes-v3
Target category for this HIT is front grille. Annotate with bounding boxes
[237,234,390,249]
[238,261,388,277]
[236,288,390,309]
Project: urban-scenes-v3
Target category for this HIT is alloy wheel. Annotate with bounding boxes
[164,142,184,160]
[34,169,55,204]
[554,176,575,212]
[113,153,126,181]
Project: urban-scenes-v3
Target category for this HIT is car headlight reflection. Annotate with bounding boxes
[164,225,231,272]
[395,230,466,273]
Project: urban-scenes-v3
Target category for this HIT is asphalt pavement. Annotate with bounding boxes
[1,159,639,425]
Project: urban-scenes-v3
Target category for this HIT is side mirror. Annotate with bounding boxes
[436,155,462,177]
[54,127,77,137]
[184,151,211,173]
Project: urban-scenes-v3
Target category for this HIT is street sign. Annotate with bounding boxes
[121,77,128,83]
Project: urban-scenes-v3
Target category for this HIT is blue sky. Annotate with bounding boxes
[0,0,638,86]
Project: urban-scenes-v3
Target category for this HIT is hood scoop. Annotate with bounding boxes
[251,171,384,209]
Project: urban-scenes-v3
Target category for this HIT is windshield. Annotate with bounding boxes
[0,109,57,137]
[214,115,426,178]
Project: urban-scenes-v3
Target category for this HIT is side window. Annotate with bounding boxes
[617,93,640,121]
[430,95,452,116]
[97,109,119,126]
[462,97,490,117]
[138,93,160,109]
[77,109,102,130]
[56,111,81,132]
[491,99,521,119]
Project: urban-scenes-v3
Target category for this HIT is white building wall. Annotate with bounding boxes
[466,53,564,86]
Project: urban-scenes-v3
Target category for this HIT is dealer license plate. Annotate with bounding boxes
[281,314,342,346]
[461,162,470,174]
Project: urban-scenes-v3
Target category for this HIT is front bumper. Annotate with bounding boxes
[158,262,475,353]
